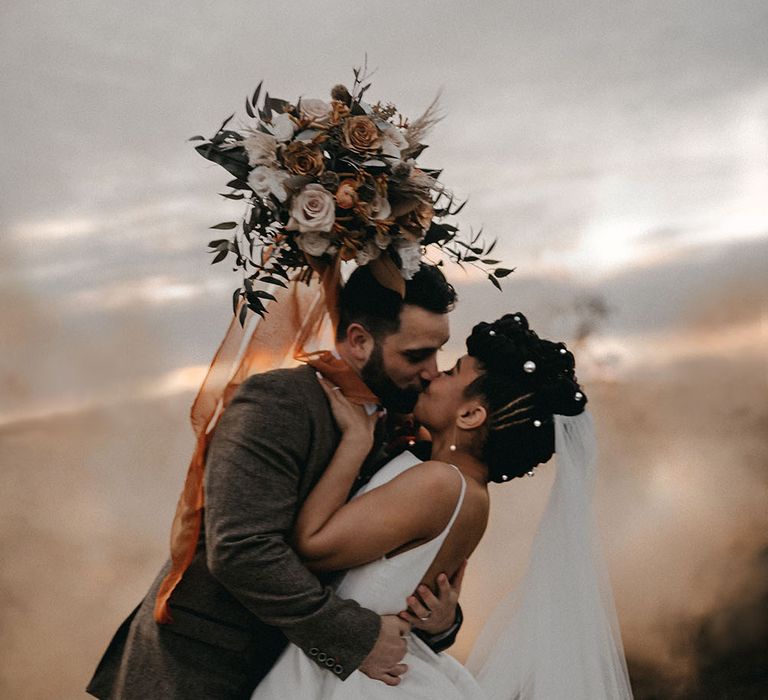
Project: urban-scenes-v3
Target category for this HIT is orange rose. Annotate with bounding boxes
[342,116,382,154]
[335,179,359,209]
[281,141,325,177]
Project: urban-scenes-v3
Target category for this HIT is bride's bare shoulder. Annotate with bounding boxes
[394,460,463,500]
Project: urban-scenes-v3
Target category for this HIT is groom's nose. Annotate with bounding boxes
[418,355,440,382]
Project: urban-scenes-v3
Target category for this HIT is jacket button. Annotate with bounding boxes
[317,652,327,662]
[309,648,319,656]
[333,664,344,675]
[325,658,335,668]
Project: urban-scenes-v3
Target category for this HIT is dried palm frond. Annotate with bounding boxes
[402,91,444,156]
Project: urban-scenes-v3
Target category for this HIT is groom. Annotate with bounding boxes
[87,263,463,699]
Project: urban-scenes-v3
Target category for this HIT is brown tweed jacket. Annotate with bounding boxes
[87,365,381,699]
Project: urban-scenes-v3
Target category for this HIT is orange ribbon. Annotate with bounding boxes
[299,350,380,406]
[154,259,344,624]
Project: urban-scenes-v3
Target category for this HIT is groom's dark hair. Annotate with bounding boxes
[336,263,456,341]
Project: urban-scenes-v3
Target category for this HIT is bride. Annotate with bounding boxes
[252,312,633,699]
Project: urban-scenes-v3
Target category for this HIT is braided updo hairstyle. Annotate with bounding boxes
[464,313,587,482]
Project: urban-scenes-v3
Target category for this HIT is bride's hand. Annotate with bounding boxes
[399,560,467,635]
[316,372,379,450]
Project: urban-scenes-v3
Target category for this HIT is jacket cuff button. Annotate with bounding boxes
[309,648,319,656]
[333,664,344,675]
[317,652,327,662]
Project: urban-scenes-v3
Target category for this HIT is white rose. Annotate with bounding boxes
[300,98,331,125]
[369,192,392,221]
[242,131,278,167]
[271,112,296,142]
[380,123,409,159]
[286,183,335,234]
[296,232,333,257]
[247,166,289,202]
[396,239,422,280]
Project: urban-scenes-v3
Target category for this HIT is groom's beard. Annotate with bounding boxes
[361,344,423,414]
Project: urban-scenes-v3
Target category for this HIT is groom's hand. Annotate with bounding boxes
[358,615,410,686]
[398,559,467,635]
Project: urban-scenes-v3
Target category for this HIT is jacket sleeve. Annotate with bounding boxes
[203,371,380,680]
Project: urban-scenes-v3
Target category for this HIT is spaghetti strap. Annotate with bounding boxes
[443,464,467,534]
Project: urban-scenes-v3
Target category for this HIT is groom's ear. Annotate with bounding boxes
[345,322,375,364]
[456,403,487,431]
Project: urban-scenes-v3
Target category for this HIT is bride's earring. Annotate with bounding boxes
[449,425,458,452]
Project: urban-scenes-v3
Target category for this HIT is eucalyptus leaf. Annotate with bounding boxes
[195,143,250,181]
[251,81,263,108]
[188,135,206,141]
[493,268,515,278]
[210,221,238,230]
[295,129,320,141]
[488,274,502,291]
[218,112,235,132]
[259,276,288,288]
[211,250,228,264]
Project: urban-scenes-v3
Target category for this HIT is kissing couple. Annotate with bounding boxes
[88,262,632,699]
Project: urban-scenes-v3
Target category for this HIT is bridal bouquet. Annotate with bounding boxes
[193,67,511,321]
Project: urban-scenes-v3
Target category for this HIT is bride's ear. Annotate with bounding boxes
[456,402,487,431]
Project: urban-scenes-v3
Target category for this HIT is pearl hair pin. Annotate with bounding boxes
[575,391,584,401]
[523,360,536,373]
[533,419,542,427]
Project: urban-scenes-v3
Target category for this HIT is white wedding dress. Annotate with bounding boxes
[252,450,486,699]
[252,413,633,700]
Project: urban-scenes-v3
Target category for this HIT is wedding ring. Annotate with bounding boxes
[331,386,342,391]
[418,612,432,621]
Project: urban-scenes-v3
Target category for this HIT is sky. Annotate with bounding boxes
[1,1,767,697]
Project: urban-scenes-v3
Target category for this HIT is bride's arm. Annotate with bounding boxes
[295,375,460,572]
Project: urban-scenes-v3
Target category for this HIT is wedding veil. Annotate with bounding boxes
[466,411,633,699]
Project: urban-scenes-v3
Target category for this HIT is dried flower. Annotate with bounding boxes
[379,122,408,160]
[342,116,382,154]
[242,130,278,167]
[335,179,358,209]
[396,239,422,279]
[271,112,296,142]
[281,141,325,177]
[247,166,289,202]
